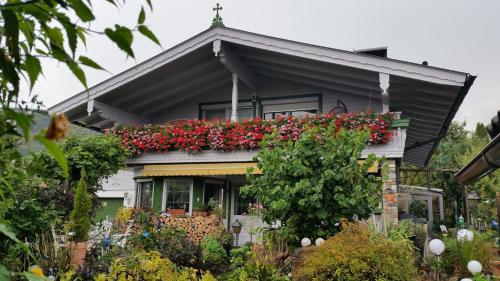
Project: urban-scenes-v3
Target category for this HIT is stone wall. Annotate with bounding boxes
[382,159,399,223]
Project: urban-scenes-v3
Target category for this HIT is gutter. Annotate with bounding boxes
[424,74,477,166]
[455,133,500,184]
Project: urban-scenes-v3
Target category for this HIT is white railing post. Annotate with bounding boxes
[231,73,239,122]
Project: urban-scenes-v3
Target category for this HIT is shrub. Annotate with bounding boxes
[229,245,251,270]
[218,229,235,254]
[295,221,417,281]
[242,128,383,241]
[442,231,493,274]
[65,170,92,241]
[156,226,201,268]
[94,251,196,281]
[202,236,228,274]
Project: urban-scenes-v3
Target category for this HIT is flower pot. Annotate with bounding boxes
[167,208,186,217]
[67,241,87,268]
[193,211,208,217]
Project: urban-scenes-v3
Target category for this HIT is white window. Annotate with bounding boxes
[135,179,153,209]
[163,179,193,214]
[261,96,320,120]
[201,102,253,121]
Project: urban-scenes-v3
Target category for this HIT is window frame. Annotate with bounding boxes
[260,94,322,120]
[135,178,154,209]
[162,178,194,215]
[199,100,255,121]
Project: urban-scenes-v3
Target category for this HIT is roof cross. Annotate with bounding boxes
[211,3,225,28]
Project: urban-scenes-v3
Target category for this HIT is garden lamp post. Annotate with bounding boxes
[231,219,242,247]
[467,260,482,275]
[429,239,445,281]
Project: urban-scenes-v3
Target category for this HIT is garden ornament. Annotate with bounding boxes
[457,215,465,229]
[231,219,242,246]
[457,229,474,241]
[315,238,325,246]
[467,260,482,274]
[301,238,312,247]
[460,279,472,281]
[428,239,445,256]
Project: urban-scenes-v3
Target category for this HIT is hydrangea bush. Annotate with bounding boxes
[106,112,394,156]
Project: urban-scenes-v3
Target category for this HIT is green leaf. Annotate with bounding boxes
[138,6,146,24]
[2,9,20,65]
[36,135,69,178]
[4,108,33,141]
[138,25,161,46]
[66,60,87,88]
[44,26,64,48]
[0,265,10,280]
[145,0,153,10]
[76,26,87,47]
[56,13,78,56]
[69,0,95,22]
[0,224,21,244]
[79,56,105,70]
[105,25,135,58]
[23,272,48,281]
[22,55,42,90]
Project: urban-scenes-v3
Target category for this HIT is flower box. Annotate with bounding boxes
[106,112,394,156]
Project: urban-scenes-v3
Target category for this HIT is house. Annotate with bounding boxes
[48,24,475,243]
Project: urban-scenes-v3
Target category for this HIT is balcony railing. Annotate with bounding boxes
[106,112,396,156]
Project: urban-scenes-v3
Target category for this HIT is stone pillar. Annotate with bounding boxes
[382,159,398,224]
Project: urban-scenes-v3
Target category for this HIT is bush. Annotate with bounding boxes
[242,128,383,241]
[218,229,235,254]
[442,231,493,274]
[295,221,417,281]
[156,226,201,268]
[65,170,92,241]
[93,251,198,281]
[202,236,228,274]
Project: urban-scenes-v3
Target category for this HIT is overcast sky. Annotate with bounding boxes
[23,0,500,130]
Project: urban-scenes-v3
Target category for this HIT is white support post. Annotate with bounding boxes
[379,72,390,113]
[439,195,445,221]
[231,73,239,122]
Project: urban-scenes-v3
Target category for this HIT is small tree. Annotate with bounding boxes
[67,170,92,242]
[242,126,384,241]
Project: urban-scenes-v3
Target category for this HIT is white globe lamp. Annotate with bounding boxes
[460,279,473,281]
[457,229,474,241]
[467,260,482,274]
[315,238,325,246]
[429,239,445,256]
[301,238,311,247]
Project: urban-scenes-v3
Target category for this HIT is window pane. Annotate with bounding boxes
[264,113,274,120]
[166,181,191,212]
[138,181,153,209]
[237,107,253,120]
[234,186,257,215]
[204,109,226,121]
[291,109,317,117]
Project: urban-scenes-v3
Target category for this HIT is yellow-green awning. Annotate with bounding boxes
[142,162,261,176]
[140,160,378,177]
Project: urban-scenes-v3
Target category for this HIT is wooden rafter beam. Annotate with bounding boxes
[93,100,149,125]
[214,40,258,91]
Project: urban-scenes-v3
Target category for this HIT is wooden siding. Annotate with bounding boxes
[151,76,380,123]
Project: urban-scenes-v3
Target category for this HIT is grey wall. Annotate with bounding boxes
[151,75,381,123]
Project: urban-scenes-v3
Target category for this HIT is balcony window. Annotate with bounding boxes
[261,95,320,120]
[201,101,253,121]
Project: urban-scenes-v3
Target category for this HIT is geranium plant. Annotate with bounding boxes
[107,112,395,156]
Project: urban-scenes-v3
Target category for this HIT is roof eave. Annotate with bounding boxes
[422,75,477,166]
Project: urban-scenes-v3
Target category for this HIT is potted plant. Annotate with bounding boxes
[192,202,208,217]
[65,170,92,267]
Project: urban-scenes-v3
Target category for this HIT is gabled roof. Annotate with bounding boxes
[48,27,475,166]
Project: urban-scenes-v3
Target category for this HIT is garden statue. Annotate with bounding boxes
[457,215,465,229]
